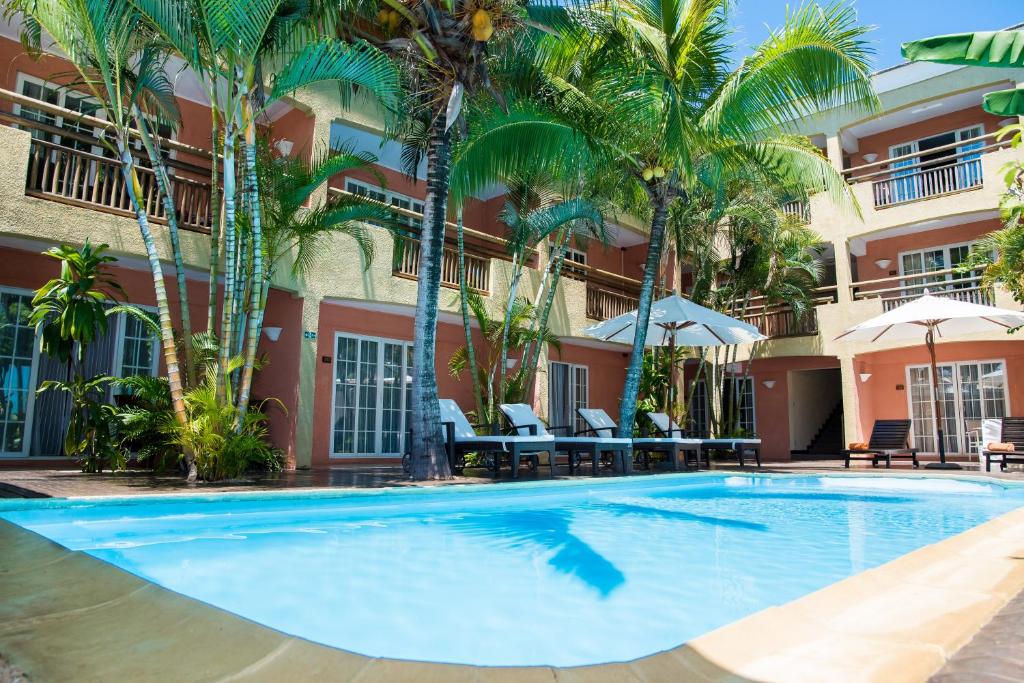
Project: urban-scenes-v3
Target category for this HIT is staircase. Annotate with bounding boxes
[792,403,844,460]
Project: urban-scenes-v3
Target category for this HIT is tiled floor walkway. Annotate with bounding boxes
[931,586,1024,682]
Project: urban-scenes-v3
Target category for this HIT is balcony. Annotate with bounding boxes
[736,287,837,339]
[781,200,810,224]
[1,87,214,233]
[850,266,993,311]
[392,233,490,294]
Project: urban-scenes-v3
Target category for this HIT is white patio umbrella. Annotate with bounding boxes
[584,294,766,427]
[835,293,1024,469]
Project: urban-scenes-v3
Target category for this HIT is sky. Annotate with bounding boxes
[731,1,1021,71]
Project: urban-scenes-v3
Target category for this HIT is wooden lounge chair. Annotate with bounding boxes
[498,404,632,476]
[843,419,919,469]
[981,417,1024,472]
[438,399,556,479]
[638,413,705,471]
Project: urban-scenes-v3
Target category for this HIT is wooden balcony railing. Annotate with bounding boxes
[851,266,993,310]
[781,200,810,223]
[0,89,214,233]
[586,284,638,321]
[735,286,836,339]
[392,234,490,294]
[25,139,211,231]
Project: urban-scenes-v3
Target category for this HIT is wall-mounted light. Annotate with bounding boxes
[264,326,283,342]
[761,379,776,389]
[873,258,892,270]
[859,373,872,383]
[274,139,294,157]
[862,153,879,163]
[506,358,518,369]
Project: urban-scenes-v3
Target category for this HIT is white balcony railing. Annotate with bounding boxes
[871,159,983,208]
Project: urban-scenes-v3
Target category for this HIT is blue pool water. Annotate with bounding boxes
[3,473,1023,667]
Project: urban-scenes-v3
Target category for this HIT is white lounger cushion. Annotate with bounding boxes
[633,437,703,445]
[439,399,553,445]
[647,412,688,436]
[499,403,550,436]
[577,408,618,439]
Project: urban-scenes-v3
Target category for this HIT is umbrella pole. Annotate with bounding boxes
[668,333,676,431]
[924,325,961,470]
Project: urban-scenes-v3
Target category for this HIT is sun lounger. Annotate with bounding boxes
[499,403,632,475]
[842,419,918,468]
[644,413,762,468]
[981,417,1024,472]
[577,409,704,473]
[438,399,555,479]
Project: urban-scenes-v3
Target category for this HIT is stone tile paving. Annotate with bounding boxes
[931,588,1024,683]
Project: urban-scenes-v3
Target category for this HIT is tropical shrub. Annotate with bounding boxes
[38,375,124,473]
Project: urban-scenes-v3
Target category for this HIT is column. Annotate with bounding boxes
[293,295,322,469]
[838,353,862,444]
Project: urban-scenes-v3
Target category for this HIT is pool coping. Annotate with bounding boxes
[2,473,1024,681]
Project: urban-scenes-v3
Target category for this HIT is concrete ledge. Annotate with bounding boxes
[2,494,1024,681]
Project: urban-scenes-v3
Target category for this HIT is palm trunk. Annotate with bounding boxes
[207,108,221,337]
[217,115,238,402]
[117,142,193,479]
[523,229,569,399]
[618,192,669,438]
[134,106,194,387]
[235,100,263,424]
[496,252,525,405]
[455,210,486,421]
[409,115,452,480]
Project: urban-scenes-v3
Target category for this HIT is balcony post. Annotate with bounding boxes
[832,239,855,304]
[825,131,845,172]
[294,295,323,469]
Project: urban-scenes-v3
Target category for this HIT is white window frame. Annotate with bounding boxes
[904,358,1009,454]
[110,305,161,381]
[0,285,42,457]
[329,331,413,458]
[723,375,756,435]
[888,124,986,166]
[565,248,587,266]
[343,178,424,224]
[898,241,979,294]
[688,379,709,437]
[548,361,589,434]
[14,73,177,160]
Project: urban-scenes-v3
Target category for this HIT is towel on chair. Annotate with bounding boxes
[987,442,1016,453]
[848,442,869,451]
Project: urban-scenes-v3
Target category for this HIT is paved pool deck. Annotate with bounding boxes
[2,465,1024,681]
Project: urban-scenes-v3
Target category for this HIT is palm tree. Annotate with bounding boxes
[15,0,194,468]
[455,0,877,437]
[352,0,556,479]
[133,0,400,435]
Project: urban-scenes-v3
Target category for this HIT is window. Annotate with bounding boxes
[332,333,413,456]
[906,360,1008,454]
[548,361,588,435]
[114,311,159,381]
[16,74,105,155]
[721,376,755,436]
[0,288,38,455]
[899,242,985,299]
[345,178,424,230]
[566,248,587,266]
[688,380,709,437]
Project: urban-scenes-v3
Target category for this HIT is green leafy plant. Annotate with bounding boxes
[38,375,124,473]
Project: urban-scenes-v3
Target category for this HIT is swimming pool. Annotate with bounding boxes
[2,473,1022,667]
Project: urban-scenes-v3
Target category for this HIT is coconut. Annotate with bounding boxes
[376,9,388,23]
[652,166,665,178]
[642,168,654,182]
[471,9,493,41]
[387,10,402,30]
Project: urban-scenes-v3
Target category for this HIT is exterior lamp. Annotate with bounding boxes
[274,139,294,157]
[506,358,518,369]
[862,153,879,163]
[264,326,283,342]
[874,258,892,270]
[859,373,872,383]
[761,380,776,389]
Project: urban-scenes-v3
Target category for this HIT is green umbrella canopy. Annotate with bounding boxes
[902,30,1024,116]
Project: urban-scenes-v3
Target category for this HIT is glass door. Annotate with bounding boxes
[956,125,984,188]
[907,361,1007,453]
[548,362,588,434]
[889,141,919,203]
[0,290,38,456]
[332,334,413,457]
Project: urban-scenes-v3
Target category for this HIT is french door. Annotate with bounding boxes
[332,333,412,457]
[906,360,1008,453]
[0,289,39,456]
[548,362,588,435]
